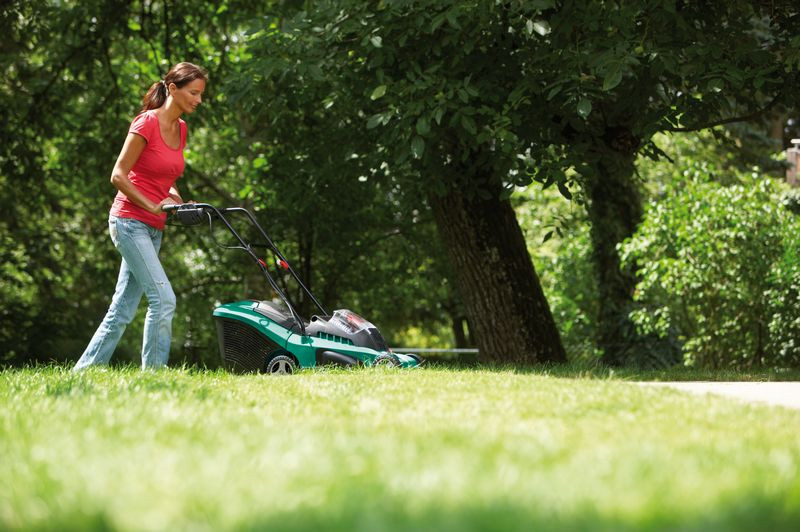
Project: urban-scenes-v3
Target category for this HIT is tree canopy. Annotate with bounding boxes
[2,0,799,369]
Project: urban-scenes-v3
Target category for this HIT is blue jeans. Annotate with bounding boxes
[74,216,176,370]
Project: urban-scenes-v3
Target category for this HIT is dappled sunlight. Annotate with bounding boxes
[1,367,799,530]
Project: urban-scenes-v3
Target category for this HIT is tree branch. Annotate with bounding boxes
[666,91,783,132]
[163,0,171,65]
[183,164,239,205]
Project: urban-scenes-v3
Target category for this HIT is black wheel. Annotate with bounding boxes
[265,354,297,375]
[373,354,401,368]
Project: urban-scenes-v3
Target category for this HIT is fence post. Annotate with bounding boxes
[788,139,800,187]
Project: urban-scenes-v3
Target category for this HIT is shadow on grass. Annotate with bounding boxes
[233,492,800,532]
[12,490,798,532]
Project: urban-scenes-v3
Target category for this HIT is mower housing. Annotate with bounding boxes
[213,300,423,372]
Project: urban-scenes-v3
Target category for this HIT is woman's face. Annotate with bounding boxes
[170,78,206,114]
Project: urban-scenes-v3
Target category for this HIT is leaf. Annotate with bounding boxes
[416,116,430,136]
[307,64,324,81]
[577,98,592,118]
[253,157,267,169]
[370,85,387,100]
[434,107,444,125]
[366,114,383,129]
[602,67,622,91]
[543,230,554,243]
[446,12,461,29]
[430,13,447,32]
[557,181,572,200]
[547,85,562,100]
[526,19,534,36]
[532,20,551,36]
[461,115,477,135]
[411,136,425,158]
[370,35,383,48]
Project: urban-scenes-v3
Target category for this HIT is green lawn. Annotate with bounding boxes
[1,366,799,531]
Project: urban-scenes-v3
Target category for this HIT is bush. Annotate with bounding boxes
[621,173,800,369]
[766,227,800,366]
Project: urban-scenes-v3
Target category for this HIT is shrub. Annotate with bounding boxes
[766,226,800,366]
[621,173,799,369]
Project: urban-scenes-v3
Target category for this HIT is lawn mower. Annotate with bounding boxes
[163,203,424,374]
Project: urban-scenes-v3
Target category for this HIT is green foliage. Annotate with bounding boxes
[4,0,799,366]
[621,172,800,369]
[514,185,599,360]
[767,227,800,365]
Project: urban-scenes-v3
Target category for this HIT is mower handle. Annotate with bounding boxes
[162,202,216,213]
[164,201,328,332]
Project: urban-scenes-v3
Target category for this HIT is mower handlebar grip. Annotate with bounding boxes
[163,203,211,213]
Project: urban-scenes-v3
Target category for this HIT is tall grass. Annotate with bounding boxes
[1,366,799,530]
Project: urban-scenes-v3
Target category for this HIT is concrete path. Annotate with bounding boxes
[641,382,800,410]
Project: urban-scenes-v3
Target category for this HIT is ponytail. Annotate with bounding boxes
[141,80,168,112]
[140,62,208,113]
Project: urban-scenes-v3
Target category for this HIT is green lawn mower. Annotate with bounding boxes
[164,203,424,374]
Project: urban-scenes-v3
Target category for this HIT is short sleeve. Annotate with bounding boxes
[128,111,153,143]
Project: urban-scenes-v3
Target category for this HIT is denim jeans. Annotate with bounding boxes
[74,216,176,370]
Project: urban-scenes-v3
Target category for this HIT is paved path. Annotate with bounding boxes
[641,382,800,410]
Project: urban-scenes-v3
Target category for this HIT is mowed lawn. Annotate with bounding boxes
[1,366,799,531]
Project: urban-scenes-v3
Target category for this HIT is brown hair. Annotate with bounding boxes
[140,62,208,112]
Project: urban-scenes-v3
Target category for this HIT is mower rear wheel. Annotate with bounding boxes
[373,354,401,368]
[265,355,297,375]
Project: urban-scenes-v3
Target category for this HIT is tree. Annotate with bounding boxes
[237,2,568,363]
[513,0,800,365]
[0,0,272,364]
[238,1,800,365]
[1,0,464,365]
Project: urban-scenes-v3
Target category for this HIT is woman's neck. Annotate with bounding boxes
[156,98,182,123]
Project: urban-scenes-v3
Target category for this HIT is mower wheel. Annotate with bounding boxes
[265,354,297,375]
[373,354,401,368]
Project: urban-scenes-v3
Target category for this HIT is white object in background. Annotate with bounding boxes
[788,139,800,187]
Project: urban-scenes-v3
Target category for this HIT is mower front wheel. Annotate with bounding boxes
[265,354,297,375]
[373,354,401,368]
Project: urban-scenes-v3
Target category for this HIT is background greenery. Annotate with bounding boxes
[2,1,799,370]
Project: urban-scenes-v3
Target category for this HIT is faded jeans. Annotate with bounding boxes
[74,216,175,370]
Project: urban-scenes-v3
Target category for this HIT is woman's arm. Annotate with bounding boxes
[110,133,177,214]
[168,185,183,203]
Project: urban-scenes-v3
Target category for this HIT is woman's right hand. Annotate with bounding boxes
[153,197,178,214]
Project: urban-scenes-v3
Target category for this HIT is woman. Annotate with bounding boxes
[74,62,207,371]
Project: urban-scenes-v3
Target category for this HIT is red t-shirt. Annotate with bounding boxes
[109,110,187,230]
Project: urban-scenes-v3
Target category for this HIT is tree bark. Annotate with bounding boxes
[429,185,566,364]
[584,145,642,366]
[451,315,470,349]
[584,128,677,367]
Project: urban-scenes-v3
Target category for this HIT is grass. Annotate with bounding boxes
[1,365,799,531]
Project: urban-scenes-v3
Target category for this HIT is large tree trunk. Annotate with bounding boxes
[429,185,566,364]
[584,146,642,366]
[584,128,677,367]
